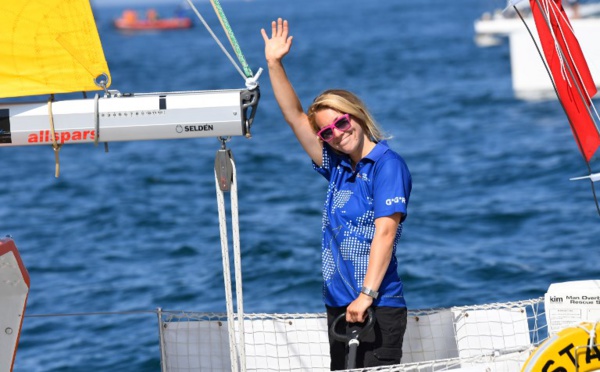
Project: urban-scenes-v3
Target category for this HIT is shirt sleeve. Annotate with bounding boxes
[312,144,339,181]
[372,155,412,221]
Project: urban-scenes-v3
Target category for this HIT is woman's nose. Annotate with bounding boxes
[332,126,346,138]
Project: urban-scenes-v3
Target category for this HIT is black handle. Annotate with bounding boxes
[329,307,375,343]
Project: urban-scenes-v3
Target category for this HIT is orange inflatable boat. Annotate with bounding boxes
[114,9,193,31]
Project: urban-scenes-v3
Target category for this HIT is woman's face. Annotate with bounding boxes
[314,108,365,156]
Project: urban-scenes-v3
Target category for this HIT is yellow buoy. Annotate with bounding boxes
[521,322,600,372]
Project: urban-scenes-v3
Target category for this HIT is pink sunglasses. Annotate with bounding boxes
[317,114,352,142]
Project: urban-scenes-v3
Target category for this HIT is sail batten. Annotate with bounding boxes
[0,0,111,99]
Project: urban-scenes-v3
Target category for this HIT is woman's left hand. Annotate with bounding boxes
[261,18,293,65]
[346,293,373,323]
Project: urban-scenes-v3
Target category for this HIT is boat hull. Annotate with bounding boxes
[0,238,29,372]
[475,17,600,99]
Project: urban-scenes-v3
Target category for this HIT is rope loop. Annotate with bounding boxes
[47,95,62,178]
[245,68,263,91]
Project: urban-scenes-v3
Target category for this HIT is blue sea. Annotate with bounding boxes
[2,0,599,370]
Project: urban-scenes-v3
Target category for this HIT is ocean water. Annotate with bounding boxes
[2,0,599,370]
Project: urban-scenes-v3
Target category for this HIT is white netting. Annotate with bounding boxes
[159,298,547,372]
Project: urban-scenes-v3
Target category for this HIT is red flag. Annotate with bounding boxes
[530,0,600,162]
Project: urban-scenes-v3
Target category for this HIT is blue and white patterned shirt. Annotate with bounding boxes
[313,140,411,308]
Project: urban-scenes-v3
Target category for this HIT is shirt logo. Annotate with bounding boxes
[386,196,406,206]
[356,173,370,182]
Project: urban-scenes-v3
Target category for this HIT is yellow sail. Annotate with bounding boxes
[0,0,111,99]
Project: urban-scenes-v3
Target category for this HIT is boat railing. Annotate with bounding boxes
[158,297,547,371]
[22,297,546,371]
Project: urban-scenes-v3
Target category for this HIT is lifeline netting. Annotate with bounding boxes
[158,297,546,372]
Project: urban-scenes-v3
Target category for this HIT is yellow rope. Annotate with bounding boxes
[47,95,62,178]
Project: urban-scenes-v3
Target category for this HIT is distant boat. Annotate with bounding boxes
[474,1,600,99]
[113,9,193,31]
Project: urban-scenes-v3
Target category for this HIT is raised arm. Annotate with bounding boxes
[261,18,323,165]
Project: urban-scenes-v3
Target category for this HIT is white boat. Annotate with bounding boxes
[2,0,600,371]
[474,1,600,99]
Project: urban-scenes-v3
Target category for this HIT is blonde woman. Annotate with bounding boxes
[262,18,412,370]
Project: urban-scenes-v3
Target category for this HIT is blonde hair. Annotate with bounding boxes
[307,89,389,142]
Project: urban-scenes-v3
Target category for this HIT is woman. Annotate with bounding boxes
[262,18,412,370]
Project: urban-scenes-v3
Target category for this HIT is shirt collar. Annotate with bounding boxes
[337,140,390,169]
[363,140,390,162]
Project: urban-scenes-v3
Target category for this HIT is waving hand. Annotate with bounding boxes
[261,18,293,64]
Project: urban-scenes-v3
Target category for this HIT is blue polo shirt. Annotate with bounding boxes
[313,141,411,308]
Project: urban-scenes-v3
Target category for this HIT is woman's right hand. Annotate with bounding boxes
[261,18,293,65]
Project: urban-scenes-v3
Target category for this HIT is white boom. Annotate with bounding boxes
[0,89,260,147]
